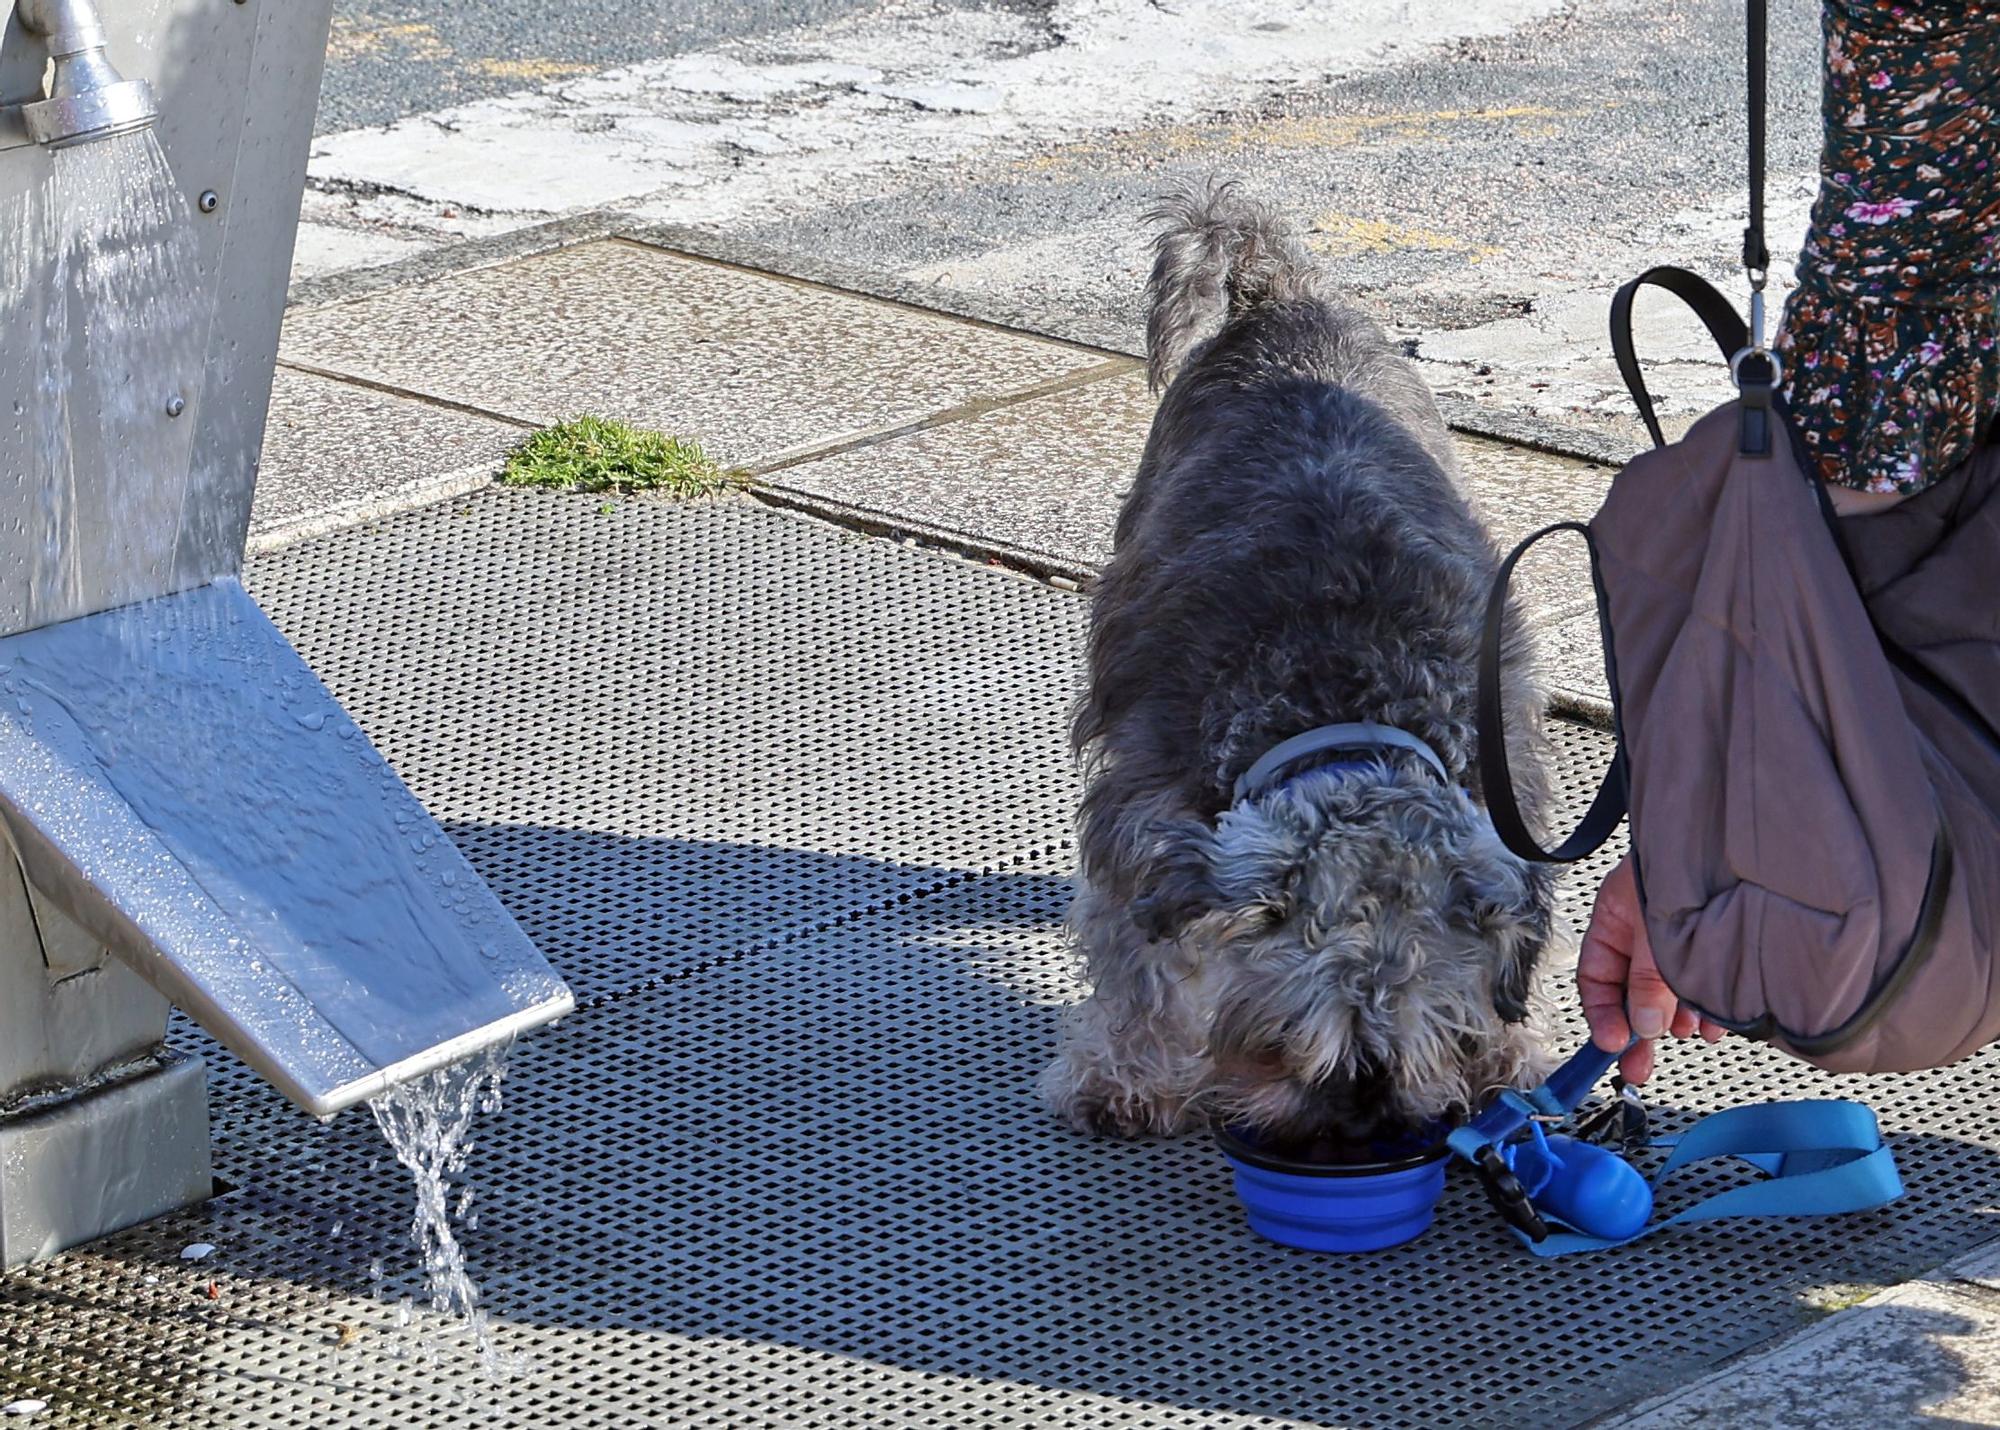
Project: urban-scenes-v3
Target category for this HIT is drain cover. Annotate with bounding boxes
[2,492,1997,1429]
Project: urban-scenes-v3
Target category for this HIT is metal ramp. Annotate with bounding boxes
[0,579,571,1120]
[4,491,1998,1428]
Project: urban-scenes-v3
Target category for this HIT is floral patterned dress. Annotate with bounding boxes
[1776,0,2000,494]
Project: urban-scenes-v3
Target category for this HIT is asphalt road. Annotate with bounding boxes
[319,0,1038,133]
[306,0,1833,449]
[742,0,1825,332]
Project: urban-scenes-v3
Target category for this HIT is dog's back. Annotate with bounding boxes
[1078,184,1515,874]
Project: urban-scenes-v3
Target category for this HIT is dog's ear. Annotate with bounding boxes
[1128,817,1228,941]
[1130,811,1300,943]
[1450,840,1555,1025]
[1190,799,1308,937]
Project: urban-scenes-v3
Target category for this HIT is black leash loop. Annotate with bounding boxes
[1477,521,1629,864]
[1743,0,1769,279]
[1611,265,1750,449]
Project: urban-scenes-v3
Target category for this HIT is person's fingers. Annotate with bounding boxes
[1576,980,1633,1048]
[1625,980,1676,1038]
[1619,1038,1656,1085]
[1577,855,1688,1086]
[1699,1018,1727,1043]
[1620,908,1678,1043]
[1579,976,1632,1053]
[1577,860,1638,1053]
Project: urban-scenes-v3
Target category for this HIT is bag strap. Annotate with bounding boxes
[1521,1099,1904,1257]
[1610,266,1751,448]
[1477,522,1629,863]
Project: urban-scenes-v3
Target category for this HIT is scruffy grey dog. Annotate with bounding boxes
[1041,182,1556,1151]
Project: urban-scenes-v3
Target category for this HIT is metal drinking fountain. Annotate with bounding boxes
[0,0,574,1266]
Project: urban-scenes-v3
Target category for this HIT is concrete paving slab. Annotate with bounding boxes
[278,239,1113,469]
[1542,607,1614,711]
[1469,440,1614,553]
[1941,1239,2000,1293]
[764,365,1150,573]
[287,222,441,285]
[1618,1276,2000,1427]
[1463,434,1614,634]
[768,362,1616,588]
[249,368,525,550]
[288,191,445,284]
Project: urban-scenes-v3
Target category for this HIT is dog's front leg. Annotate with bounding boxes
[1041,884,1211,1138]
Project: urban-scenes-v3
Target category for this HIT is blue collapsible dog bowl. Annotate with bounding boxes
[1217,1126,1450,1252]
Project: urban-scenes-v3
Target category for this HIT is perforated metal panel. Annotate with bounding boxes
[246,492,1085,1004]
[3,492,1998,1430]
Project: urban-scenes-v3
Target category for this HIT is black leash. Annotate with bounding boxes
[1475,0,1783,862]
[1744,0,1769,278]
[1735,0,1779,456]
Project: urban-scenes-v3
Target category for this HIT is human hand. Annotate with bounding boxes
[1576,855,1724,1083]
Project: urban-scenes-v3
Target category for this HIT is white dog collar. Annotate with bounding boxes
[1232,721,1455,804]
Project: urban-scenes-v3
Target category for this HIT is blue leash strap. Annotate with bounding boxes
[1524,1099,1903,1257]
[1448,1039,1622,1161]
[1449,1042,1904,1255]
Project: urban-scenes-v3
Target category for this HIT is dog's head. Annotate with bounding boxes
[1137,768,1553,1150]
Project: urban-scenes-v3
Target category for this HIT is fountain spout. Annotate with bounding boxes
[13,0,156,148]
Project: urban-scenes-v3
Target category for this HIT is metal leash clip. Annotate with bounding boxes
[1451,1042,1653,1247]
[1570,1074,1650,1157]
[1731,269,1783,458]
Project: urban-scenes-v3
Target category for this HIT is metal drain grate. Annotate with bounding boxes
[2,492,1998,1429]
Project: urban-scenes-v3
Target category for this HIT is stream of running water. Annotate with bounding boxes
[368,1042,526,1383]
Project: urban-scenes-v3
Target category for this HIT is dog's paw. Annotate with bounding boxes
[1039,1052,1196,1139]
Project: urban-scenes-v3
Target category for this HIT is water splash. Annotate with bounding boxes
[0,130,203,630]
[1,131,258,786]
[367,1043,524,1382]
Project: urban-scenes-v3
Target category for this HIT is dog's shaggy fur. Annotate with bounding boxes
[1041,182,1557,1150]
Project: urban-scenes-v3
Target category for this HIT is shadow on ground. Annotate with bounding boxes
[38,824,1976,1429]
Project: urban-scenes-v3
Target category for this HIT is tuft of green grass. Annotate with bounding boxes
[501,415,735,497]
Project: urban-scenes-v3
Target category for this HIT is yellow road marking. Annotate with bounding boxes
[467,59,595,82]
[327,20,452,63]
[1306,211,1498,260]
[1017,104,1592,171]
